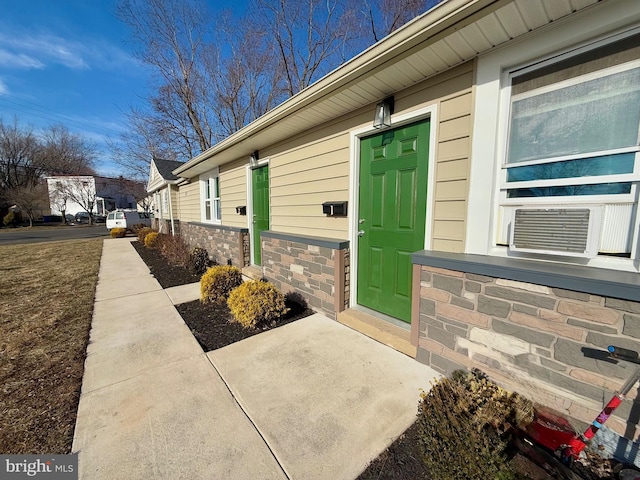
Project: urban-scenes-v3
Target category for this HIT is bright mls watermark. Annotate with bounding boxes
[1,455,77,479]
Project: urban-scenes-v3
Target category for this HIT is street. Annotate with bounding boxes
[0,224,109,245]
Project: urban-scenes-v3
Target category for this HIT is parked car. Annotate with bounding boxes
[74,212,90,224]
[106,210,151,231]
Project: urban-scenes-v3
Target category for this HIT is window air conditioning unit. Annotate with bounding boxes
[509,206,603,258]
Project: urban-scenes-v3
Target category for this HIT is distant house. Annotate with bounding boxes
[146,157,184,234]
[152,0,640,460]
[46,175,140,218]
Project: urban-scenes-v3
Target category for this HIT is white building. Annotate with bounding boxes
[46,175,140,217]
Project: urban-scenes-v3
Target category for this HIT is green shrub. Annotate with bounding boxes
[137,227,154,243]
[416,369,533,480]
[144,231,160,248]
[200,265,243,304]
[110,227,127,238]
[3,210,21,227]
[227,280,289,329]
[159,234,190,268]
[190,247,210,275]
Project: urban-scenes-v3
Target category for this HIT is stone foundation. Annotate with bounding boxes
[180,222,249,267]
[261,231,349,320]
[413,262,640,442]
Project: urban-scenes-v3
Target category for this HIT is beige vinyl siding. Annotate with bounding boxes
[220,159,249,229]
[393,62,473,253]
[173,63,473,245]
[177,181,200,222]
[431,90,472,252]
[268,132,351,238]
[258,61,473,243]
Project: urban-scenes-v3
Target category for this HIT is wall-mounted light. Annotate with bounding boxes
[373,96,394,129]
[236,205,247,215]
[249,150,260,167]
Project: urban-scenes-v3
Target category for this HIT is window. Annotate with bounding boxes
[200,170,221,223]
[499,33,640,257]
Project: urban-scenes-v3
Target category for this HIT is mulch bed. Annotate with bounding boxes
[132,240,201,288]
[176,299,313,352]
[357,422,430,480]
[131,240,314,351]
[131,239,619,480]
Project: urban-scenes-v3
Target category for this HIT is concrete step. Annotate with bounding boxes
[242,265,263,282]
[336,308,416,358]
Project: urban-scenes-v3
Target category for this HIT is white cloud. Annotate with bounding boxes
[0,49,44,69]
[0,77,8,95]
[0,29,136,72]
[0,31,88,70]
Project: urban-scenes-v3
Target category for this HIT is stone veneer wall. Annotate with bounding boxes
[261,232,349,320]
[180,222,249,267]
[415,264,640,440]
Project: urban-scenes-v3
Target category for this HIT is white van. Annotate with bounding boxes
[106,210,151,231]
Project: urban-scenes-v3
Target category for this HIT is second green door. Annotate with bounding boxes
[252,165,269,266]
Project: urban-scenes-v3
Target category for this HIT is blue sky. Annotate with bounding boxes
[0,0,246,177]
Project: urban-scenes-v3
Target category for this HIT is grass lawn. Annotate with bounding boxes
[0,239,103,454]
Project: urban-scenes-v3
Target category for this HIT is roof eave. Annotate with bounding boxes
[173,0,500,178]
[146,178,180,194]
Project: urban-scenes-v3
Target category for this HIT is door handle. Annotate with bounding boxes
[357,230,365,237]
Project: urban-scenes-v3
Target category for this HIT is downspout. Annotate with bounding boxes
[168,184,175,236]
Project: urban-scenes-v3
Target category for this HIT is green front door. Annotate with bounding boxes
[357,119,430,322]
[252,165,269,265]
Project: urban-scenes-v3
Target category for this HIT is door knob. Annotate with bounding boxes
[357,230,365,237]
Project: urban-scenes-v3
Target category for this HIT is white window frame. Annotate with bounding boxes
[500,61,640,206]
[200,168,221,224]
[467,5,640,272]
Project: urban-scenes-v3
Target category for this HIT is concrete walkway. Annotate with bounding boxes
[72,238,440,480]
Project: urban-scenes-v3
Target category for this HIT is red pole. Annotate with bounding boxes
[566,394,624,459]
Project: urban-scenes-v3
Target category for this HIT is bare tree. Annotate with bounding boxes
[114,176,151,212]
[113,0,435,173]
[253,0,354,97]
[208,11,285,137]
[1,118,98,222]
[38,125,96,176]
[116,0,218,155]
[0,118,42,195]
[353,0,439,44]
[9,183,49,227]
[113,0,285,176]
[109,106,182,180]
